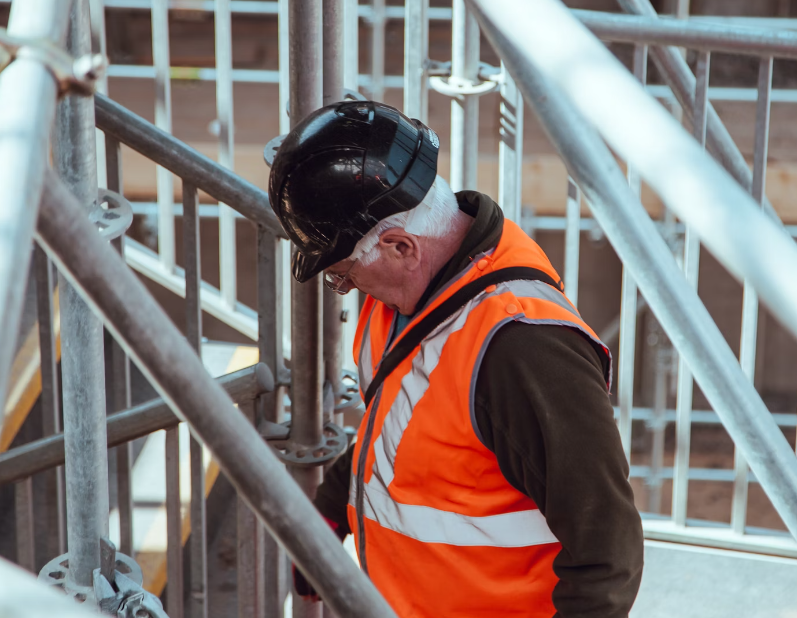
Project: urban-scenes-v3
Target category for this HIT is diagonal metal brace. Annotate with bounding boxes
[0,28,105,96]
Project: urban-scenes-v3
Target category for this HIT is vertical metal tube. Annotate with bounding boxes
[215,0,237,309]
[105,135,133,556]
[277,0,292,383]
[238,399,266,618]
[35,244,66,557]
[564,178,581,309]
[165,425,184,618]
[14,479,35,571]
[341,0,362,372]
[449,0,480,192]
[618,43,647,461]
[498,62,523,224]
[343,0,359,95]
[732,56,773,535]
[90,0,108,189]
[617,265,638,462]
[257,229,287,618]
[278,0,291,134]
[370,0,385,101]
[0,0,72,420]
[324,0,345,431]
[324,0,345,107]
[403,0,429,123]
[183,183,208,618]
[55,0,109,589]
[157,76,186,611]
[672,50,710,527]
[646,339,668,514]
[152,0,175,273]
[289,0,323,614]
[111,323,133,555]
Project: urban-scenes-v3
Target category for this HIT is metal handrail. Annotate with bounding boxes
[0,363,273,484]
[575,9,797,59]
[93,93,283,236]
[36,169,397,617]
[464,0,797,539]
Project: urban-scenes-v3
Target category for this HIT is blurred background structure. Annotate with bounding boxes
[2,0,797,616]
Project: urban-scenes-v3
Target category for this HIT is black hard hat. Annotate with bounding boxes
[268,100,440,283]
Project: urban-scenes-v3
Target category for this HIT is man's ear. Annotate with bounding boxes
[379,229,422,269]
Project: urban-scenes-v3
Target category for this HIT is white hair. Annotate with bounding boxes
[351,175,460,267]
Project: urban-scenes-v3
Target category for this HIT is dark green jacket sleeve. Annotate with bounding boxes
[314,443,354,537]
[474,323,643,618]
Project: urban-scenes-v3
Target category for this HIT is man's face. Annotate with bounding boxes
[324,229,423,314]
[325,254,404,312]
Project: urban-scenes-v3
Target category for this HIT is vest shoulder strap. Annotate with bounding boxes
[363,266,562,408]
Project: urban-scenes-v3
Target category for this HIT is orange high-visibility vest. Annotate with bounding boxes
[349,220,611,618]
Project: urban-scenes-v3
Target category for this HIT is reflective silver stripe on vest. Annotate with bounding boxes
[373,294,477,488]
[371,278,582,488]
[351,481,558,548]
[358,306,376,395]
[505,279,580,318]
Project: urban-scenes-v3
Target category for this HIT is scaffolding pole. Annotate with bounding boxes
[152,0,176,273]
[53,0,110,590]
[289,0,324,616]
[0,0,73,421]
[403,0,429,122]
[497,62,523,223]
[323,0,345,431]
[449,0,480,192]
[215,0,238,310]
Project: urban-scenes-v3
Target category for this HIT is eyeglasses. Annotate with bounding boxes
[323,259,357,295]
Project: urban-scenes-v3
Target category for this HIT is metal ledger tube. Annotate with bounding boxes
[574,9,797,60]
[0,364,273,485]
[93,94,282,235]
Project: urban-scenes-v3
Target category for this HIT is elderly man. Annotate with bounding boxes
[269,101,643,618]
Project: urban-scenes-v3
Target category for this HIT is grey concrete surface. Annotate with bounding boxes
[632,540,797,618]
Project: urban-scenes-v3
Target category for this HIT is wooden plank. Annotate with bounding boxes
[1,288,61,453]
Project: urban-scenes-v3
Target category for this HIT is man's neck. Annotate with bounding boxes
[403,211,473,315]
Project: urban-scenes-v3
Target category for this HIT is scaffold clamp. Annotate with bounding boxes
[428,60,502,99]
[93,188,134,240]
[0,28,106,97]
